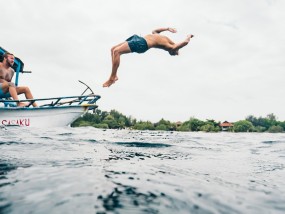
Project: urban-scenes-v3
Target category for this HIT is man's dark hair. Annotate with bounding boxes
[3,52,14,58]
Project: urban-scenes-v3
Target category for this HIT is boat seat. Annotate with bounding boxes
[2,97,15,107]
[2,98,17,107]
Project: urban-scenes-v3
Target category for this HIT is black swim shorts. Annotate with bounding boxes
[126,34,148,53]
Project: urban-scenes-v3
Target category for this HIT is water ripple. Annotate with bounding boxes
[0,128,284,214]
[115,141,172,148]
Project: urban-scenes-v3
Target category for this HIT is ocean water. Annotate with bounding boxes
[0,127,285,214]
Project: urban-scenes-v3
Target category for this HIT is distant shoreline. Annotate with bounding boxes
[72,110,285,133]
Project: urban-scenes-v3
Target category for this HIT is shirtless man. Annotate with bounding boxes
[103,27,194,87]
[0,52,37,107]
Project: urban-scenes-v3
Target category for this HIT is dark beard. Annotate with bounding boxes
[7,61,13,67]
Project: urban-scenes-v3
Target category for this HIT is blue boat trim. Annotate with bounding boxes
[0,94,100,110]
[0,104,98,111]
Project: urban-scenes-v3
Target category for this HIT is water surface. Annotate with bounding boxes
[1,127,285,213]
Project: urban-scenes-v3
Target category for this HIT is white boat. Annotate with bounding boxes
[0,47,101,128]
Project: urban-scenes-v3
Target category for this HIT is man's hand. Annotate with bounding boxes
[168,28,177,33]
[152,27,177,34]
[8,82,15,87]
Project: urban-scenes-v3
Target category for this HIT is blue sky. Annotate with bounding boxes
[1,0,285,122]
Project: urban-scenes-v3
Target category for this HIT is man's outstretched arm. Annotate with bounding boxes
[152,27,177,34]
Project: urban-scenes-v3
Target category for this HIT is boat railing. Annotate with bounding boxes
[0,94,101,110]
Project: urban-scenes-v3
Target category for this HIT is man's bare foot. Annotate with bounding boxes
[103,76,119,87]
[103,79,116,87]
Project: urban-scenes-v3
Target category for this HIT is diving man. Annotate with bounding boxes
[103,27,194,87]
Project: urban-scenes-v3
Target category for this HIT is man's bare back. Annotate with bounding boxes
[144,33,193,53]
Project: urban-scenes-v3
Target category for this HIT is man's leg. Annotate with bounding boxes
[0,82,9,94]
[103,42,132,87]
[16,86,38,107]
[111,42,125,62]
[8,86,27,107]
[110,42,125,82]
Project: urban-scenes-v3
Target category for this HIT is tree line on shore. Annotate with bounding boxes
[71,110,285,133]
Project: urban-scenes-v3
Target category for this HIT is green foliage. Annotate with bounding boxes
[204,119,221,132]
[246,113,278,130]
[71,109,284,133]
[178,117,205,131]
[155,124,167,131]
[200,124,220,132]
[72,120,93,127]
[188,118,205,131]
[277,121,285,130]
[268,125,284,133]
[253,126,267,133]
[177,124,191,132]
[133,121,155,130]
[155,118,176,131]
[233,120,254,132]
[102,114,118,129]
[93,123,109,129]
[199,124,213,132]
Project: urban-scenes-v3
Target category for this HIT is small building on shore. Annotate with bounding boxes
[220,121,234,131]
[176,121,182,128]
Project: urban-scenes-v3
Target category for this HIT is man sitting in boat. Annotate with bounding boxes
[0,52,38,107]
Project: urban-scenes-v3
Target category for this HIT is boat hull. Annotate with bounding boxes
[0,106,88,128]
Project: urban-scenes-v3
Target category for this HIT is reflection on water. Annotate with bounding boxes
[0,127,285,214]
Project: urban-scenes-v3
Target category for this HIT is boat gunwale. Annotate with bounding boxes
[0,94,100,109]
[0,104,98,111]
[0,94,101,103]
